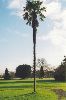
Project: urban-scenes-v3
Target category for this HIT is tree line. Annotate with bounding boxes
[1,58,54,80]
[1,56,66,82]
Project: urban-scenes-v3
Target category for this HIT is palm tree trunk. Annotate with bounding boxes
[33,27,36,92]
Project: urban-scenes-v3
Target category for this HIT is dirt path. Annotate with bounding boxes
[52,89,66,100]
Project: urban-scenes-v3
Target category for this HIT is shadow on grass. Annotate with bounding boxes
[0,79,65,85]
[15,92,36,97]
[1,92,36,100]
[36,79,66,83]
[0,85,33,89]
[0,80,33,84]
[37,79,55,83]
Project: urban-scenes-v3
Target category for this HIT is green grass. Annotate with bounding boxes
[0,78,66,100]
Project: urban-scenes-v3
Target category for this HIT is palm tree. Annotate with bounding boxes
[23,0,46,92]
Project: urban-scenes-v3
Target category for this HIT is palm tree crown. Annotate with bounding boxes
[23,0,46,28]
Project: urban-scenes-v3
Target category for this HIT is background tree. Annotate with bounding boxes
[37,58,54,78]
[0,74,3,79]
[37,58,47,68]
[15,64,31,79]
[39,66,44,78]
[4,68,11,80]
[10,72,15,79]
[45,70,54,78]
[54,56,66,81]
[23,0,46,92]
[37,58,47,77]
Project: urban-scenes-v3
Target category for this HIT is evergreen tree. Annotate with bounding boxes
[4,68,11,80]
[40,66,44,78]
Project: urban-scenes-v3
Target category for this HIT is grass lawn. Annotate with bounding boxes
[0,78,66,100]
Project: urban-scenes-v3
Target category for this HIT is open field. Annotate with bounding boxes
[0,78,66,100]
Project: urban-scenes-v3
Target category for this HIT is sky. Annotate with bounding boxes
[0,0,66,73]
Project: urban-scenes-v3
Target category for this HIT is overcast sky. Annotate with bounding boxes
[0,0,66,73]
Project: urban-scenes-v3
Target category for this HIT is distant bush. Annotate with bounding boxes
[10,72,15,79]
[15,64,31,79]
[44,70,54,78]
[54,56,66,81]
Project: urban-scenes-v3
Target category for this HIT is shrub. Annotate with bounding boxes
[15,64,31,79]
[54,56,66,81]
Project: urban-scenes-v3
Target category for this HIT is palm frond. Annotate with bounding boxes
[23,0,46,27]
[23,12,28,20]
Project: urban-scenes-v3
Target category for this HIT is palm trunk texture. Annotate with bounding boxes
[33,27,36,92]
